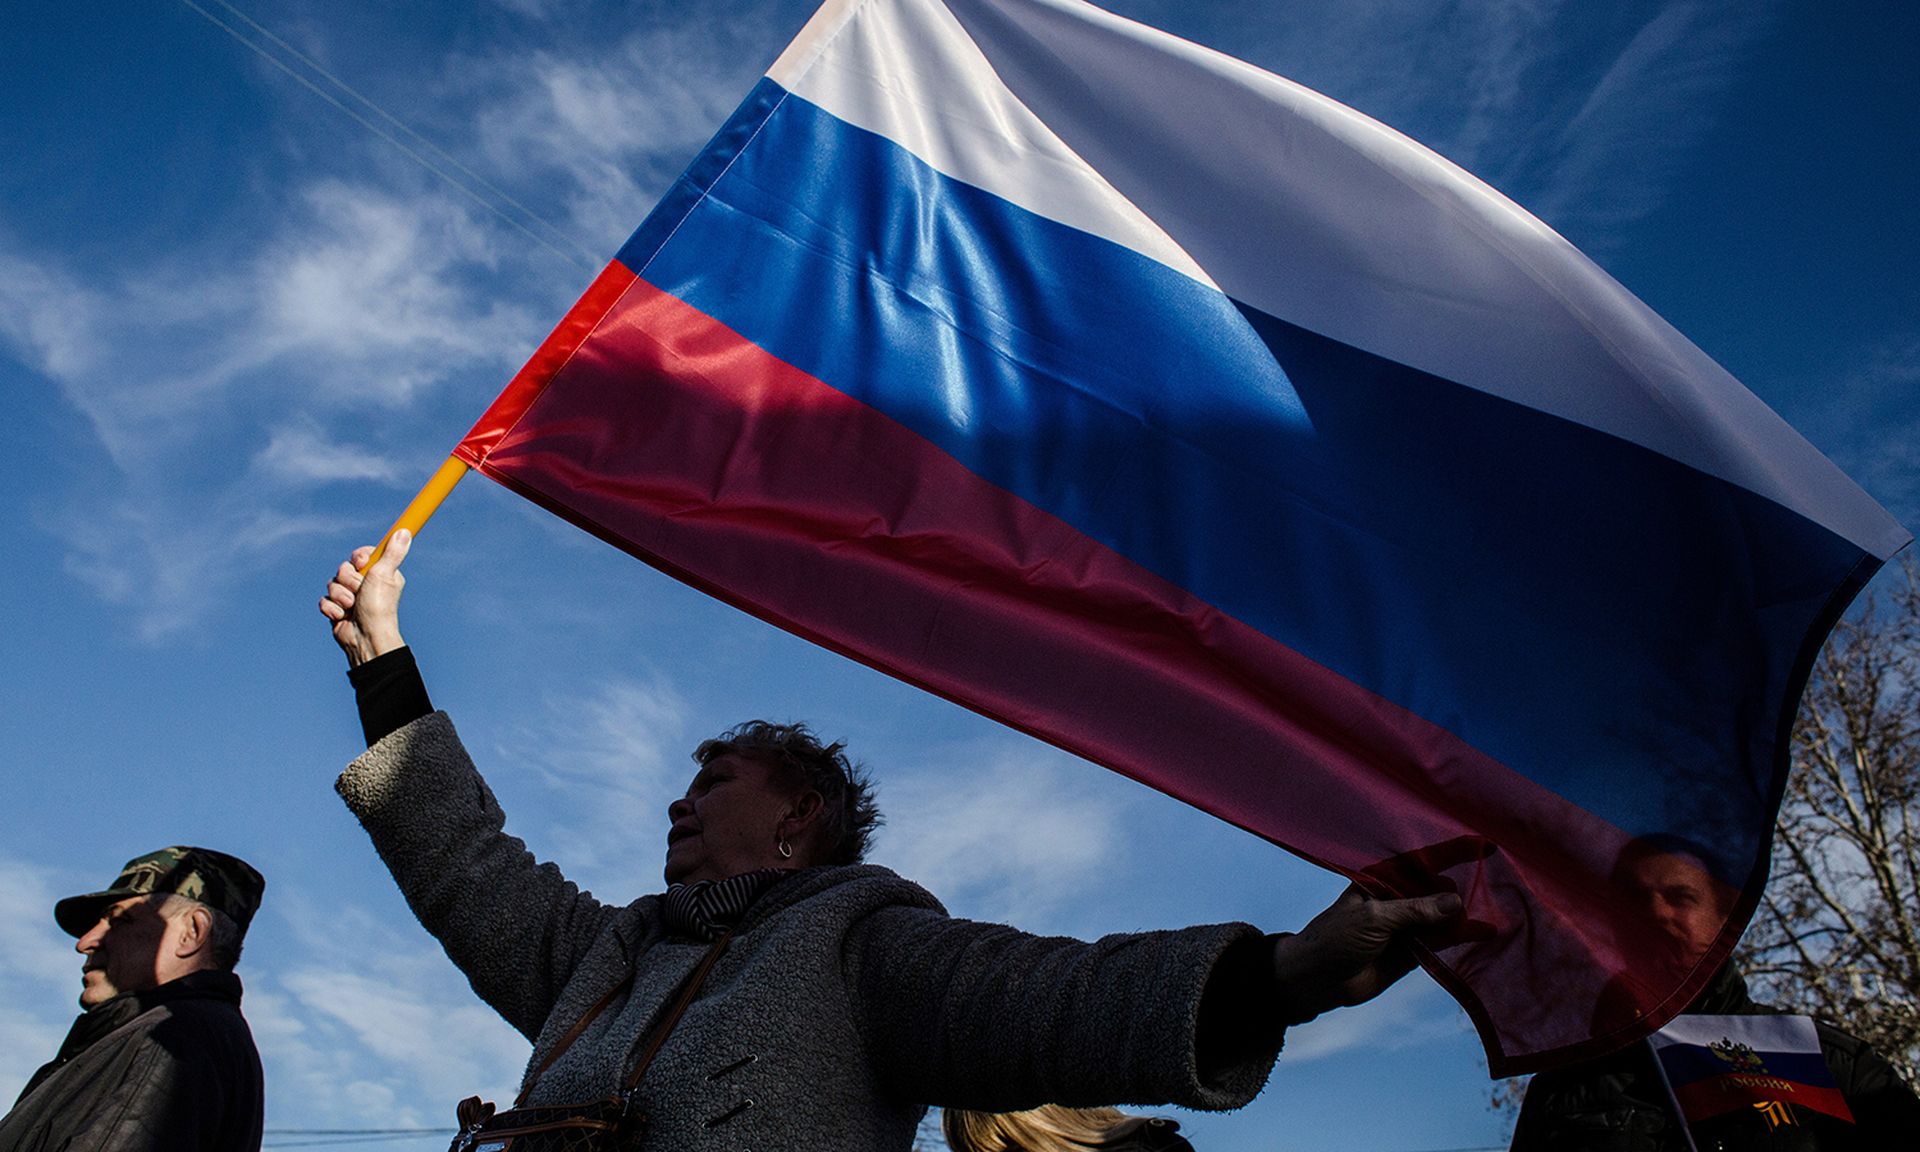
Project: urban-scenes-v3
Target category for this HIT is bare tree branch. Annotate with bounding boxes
[1739,560,1920,1088]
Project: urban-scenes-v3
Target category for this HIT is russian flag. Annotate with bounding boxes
[452,0,1908,1073]
[1650,1014,1854,1128]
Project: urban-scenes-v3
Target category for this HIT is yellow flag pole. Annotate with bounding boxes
[360,455,471,571]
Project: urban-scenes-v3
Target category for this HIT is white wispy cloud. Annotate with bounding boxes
[0,3,787,646]
[0,175,540,641]
[487,0,559,20]
[3,178,530,464]
[870,742,1126,928]
[276,967,526,1114]
[254,420,404,486]
[490,677,694,896]
[1432,0,1557,174]
[260,894,528,1128]
[252,183,524,391]
[0,1007,67,1105]
[0,859,81,990]
[1823,332,1920,533]
[54,493,345,644]
[465,17,778,253]
[0,249,104,383]
[1529,1,1782,244]
[1219,0,1565,177]
[0,857,86,1100]
[1232,1,1778,249]
[1279,970,1472,1064]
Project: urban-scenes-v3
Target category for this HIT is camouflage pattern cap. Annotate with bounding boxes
[54,846,266,937]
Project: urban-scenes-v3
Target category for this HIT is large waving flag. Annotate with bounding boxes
[445,0,1908,1073]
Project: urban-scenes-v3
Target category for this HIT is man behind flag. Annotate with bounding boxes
[1510,975,1920,1150]
[371,0,1909,1073]
[1508,838,1920,1148]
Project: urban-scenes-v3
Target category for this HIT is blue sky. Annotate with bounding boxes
[1,1,1914,1150]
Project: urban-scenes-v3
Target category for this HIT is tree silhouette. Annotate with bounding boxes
[1739,560,1920,1085]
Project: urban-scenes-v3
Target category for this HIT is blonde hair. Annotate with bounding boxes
[942,1105,1151,1152]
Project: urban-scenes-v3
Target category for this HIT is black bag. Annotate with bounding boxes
[449,930,734,1152]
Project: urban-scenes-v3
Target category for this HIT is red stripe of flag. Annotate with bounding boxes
[455,277,1706,1072]
[1673,1074,1855,1125]
[458,260,639,465]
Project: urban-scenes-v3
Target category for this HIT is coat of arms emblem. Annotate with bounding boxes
[1708,1038,1767,1072]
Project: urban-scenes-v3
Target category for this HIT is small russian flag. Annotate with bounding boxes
[1650,1013,1854,1136]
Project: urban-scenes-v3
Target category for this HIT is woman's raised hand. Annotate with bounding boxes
[319,529,411,667]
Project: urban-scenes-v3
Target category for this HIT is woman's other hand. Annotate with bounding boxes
[1269,884,1463,1024]
[320,529,411,667]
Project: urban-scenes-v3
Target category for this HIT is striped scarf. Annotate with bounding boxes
[661,868,792,941]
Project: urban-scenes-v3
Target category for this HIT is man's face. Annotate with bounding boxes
[74,896,186,1008]
[1622,852,1729,967]
[665,752,799,885]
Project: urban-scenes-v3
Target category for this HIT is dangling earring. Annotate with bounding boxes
[777,838,793,860]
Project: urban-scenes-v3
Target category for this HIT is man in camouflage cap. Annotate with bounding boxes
[52,846,264,943]
[0,846,266,1152]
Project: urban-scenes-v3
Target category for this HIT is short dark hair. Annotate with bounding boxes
[1612,833,1734,887]
[694,721,882,865]
[205,907,246,970]
[160,896,246,971]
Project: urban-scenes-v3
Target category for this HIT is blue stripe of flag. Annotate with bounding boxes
[623,82,1868,852]
[1658,1044,1835,1090]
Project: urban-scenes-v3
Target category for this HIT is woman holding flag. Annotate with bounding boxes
[318,531,1463,1150]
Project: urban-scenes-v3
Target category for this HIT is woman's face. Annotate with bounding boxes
[664,752,802,885]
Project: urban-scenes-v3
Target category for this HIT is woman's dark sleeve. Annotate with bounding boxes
[347,646,434,746]
[1194,933,1286,1081]
[846,906,1281,1112]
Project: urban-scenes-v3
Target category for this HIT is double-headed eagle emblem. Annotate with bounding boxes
[1708,1038,1767,1072]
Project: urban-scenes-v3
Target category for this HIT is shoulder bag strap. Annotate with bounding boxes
[623,926,736,1093]
[511,926,737,1108]
[514,969,637,1107]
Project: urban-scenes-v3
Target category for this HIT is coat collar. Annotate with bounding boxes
[1689,962,1757,1015]
[29,970,246,1099]
[81,969,243,1026]
[611,863,939,954]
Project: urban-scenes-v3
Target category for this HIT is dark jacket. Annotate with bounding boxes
[1509,965,1920,1151]
[0,970,264,1152]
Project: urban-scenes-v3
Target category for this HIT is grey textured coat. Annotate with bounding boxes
[338,712,1278,1151]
